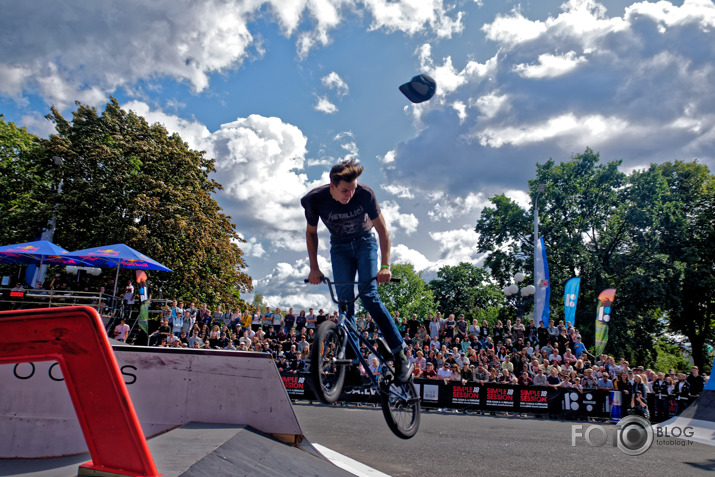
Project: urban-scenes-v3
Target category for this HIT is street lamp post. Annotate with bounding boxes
[503,272,536,322]
[533,183,545,324]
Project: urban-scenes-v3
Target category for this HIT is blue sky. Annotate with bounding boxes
[2,0,714,312]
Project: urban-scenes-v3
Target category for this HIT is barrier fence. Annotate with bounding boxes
[280,372,694,421]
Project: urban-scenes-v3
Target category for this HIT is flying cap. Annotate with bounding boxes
[399,74,436,103]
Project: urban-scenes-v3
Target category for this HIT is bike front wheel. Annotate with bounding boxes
[380,380,421,439]
[310,321,346,404]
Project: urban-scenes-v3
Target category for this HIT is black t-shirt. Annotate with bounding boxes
[296,315,307,327]
[284,314,295,327]
[687,374,705,395]
[407,318,420,335]
[301,183,381,242]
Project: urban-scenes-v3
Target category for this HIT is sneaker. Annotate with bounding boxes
[393,350,414,384]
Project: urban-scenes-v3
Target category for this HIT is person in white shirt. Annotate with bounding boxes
[437,363,453,380]
[113,319,130,342]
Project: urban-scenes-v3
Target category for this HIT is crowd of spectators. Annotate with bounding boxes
[119,300,708,420]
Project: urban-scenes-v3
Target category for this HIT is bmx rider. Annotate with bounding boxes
[301,159,414,384]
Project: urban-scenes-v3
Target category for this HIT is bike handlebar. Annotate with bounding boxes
[304,275,401,307]
[303,276,401,284]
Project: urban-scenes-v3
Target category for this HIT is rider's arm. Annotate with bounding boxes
[372,213,392,283]
[306,223,323,284]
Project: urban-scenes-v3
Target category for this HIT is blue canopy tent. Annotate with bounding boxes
[65,244,172,297]
[0,240,91,286]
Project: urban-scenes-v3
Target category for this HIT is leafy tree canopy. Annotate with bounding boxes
[0,116,54,248]
[359,263,436,321]
[2,100,252,308]
[428,262,503,320]
[475,149,714,370]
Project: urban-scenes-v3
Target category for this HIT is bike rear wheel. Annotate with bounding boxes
[380,379,420,439]
[310,321,346,404]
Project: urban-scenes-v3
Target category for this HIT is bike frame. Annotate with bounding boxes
[318,277,411,400]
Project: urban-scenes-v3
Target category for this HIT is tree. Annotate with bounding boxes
[359,263,436,320]
[475,149,667,366]
[0,116,55,248]
[652,161,715,371]
[428,262,503,320]
[252,293,266,313]
[41,99,252,307]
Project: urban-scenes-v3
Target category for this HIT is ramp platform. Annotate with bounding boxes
[0,422,354,477]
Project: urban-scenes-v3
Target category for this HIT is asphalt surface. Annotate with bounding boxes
[292,403,715,477]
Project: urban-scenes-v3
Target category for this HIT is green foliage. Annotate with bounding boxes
[428,262,503,320]
[252,293,266,313]
[653,337,691,374]
[360,263,436,319]
[0,116,55,249]
[475,149,715,369]
[25,99,254,308]
[652,161,715,370]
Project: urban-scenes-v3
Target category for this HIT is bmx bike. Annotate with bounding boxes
[305,275,420,439]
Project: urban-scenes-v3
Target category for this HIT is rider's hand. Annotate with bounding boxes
[377,266,392,285]
[308,268,325,284]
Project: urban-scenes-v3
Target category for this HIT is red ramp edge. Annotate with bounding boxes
[0,306,160,477]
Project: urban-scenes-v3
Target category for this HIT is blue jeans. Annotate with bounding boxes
[330,234,403,352]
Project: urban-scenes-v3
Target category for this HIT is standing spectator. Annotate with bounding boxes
[652,372,669,421]
[261,306,273,332]
[241,310,252,332]
[507,319,516,341]
[251,308,262,332]
[468,319,480,337]
[479,320,489,339]
[615,372,632,413]
[171,311,184,337]
[316,309,327,327]
[429,314,441,340]
[572,335,587,358]
[631,375,650,419]
[512,317,525,340]
[527,320,538,344]
[123,280,135,317]
[181,310,194,335]
[597,372,614,390]
[284,307,296,335]
[675,373,691,414]
[537,321,549,347]
[272,307,284,331]
[493,320,504,344]
[687,366,704,397]
[455,314,468,341]
[444,314,456,340]
[295,310,307,334]
[197,303,210,327]
[407,314,421,338]
[305,307,317,331]
[113,319,130,342]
